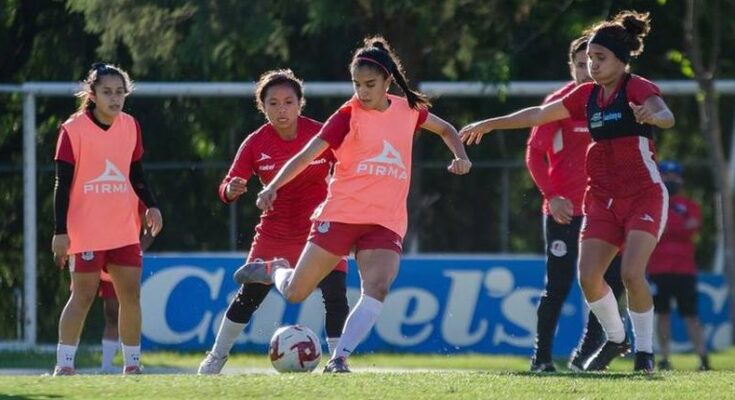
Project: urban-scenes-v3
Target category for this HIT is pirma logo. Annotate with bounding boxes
[84,160,128,194]
[356,140,407,180]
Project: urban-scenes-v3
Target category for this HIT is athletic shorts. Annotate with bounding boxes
[248,233,348,272]
[69,243,142,273]
[308,221,402,257]
[98,280,117,299]
[649,273,698,317]
[581,184,667,247]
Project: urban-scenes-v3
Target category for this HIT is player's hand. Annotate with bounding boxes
[459,120,493,145]
[448,158,472,175]
[629,102,657,125]
[146,207,164,236]
[226,177,248,201]
[256,186,277,211]
[52,234,70,269]
[549,196,573,225]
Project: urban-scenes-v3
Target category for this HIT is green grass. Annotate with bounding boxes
[1,349,734,399]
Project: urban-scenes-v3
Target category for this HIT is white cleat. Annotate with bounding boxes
[198,351,228,375]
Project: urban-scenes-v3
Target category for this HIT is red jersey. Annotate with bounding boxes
[562,75,663,198]
[648,194,701,275]
[526,81,590,216]
[220,116,334,241]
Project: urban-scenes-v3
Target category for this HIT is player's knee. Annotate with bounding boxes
[362,281,390,301]
[621,270,645,289]
[70,290,97,307]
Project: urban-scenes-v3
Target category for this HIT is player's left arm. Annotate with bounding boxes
[629,95,675,129]
[420,113,471,175]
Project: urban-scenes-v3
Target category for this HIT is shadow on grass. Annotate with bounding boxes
[0,395,64,400]
[506,371,665,381]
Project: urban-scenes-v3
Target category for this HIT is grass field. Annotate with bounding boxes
[1,349,734,399]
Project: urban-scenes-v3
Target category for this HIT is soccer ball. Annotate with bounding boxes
[269,325,322,373]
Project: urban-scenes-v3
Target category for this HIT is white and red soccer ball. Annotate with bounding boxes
[269,325,322,373]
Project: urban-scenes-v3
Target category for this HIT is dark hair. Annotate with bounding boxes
[350,36,430,110]
[75,63,134,113]
[585,10,651,63]
[254,69,305,114]
[568,36,588,64]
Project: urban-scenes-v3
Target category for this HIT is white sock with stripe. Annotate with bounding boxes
[333,295,383,360]
[587,289,625,343]
[629,307,654,353]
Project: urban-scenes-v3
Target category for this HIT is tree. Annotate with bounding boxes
[683,0,735,339]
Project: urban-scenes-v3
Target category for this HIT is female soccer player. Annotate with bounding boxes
[197,70,349,374]
[52,63,163,375]
[526,35,625,372]
[235,37,471,373]
[461,11,674,373]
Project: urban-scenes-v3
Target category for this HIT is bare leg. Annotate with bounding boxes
[106,264,142,346]
[280,242,342,303]
[656,313,671,360]
[58,271,101,344]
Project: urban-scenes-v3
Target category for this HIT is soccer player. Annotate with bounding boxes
[197,69,349,374]
[52,63,163,375]
[526,35,625,372]
[647,160,711,371]
[460,10,675,373]
[235,36,471,373]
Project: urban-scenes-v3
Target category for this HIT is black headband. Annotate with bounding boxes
[590,32,630,63]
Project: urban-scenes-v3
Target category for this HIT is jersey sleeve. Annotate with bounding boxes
[131,118,144,162]
[54,127,75,164]
[561,83,593,121]
[525,145,556,198]
[219,135,255,203]
[415,108,429,130]
[319,106,352,149]
[628,76,662,105]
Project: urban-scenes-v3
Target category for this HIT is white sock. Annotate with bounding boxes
[587,289,625,343]
[122,344,141,368]
[211,317,246,358]
[629,307,654,353]
[57,343,77,368]
[327,337,340,358]
[333,295,383,360]
[101,339,119,369]
[273,268,294,296]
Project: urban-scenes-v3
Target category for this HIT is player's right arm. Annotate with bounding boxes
[256,136,329,211]
[220,135,255,203]
[52,127,74,268]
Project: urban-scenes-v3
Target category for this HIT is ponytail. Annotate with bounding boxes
[351,36,430,110]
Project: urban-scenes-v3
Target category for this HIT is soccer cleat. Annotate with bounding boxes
[52,366,75,376]
[323,357,351,373]
[233,258,289,285]
[567,352,586,373]
[198,351,228,375]
[530,361,557,373]
[584,336,631,371]
[123,365,144,375]
[633,352,655,374]
[657,358,673,371]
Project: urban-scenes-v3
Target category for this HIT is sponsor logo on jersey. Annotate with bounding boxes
[81,251,95,261]
[549,240,568,257]
[356,140,408,180]
[259,164,275,171]
[83,160,128,194]
[309,158,328,165]
[257,153,272,162]
[317,221,330,233]
[640,213,655,222]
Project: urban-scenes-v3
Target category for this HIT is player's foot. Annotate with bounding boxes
[584,336,631,371]
[657,358,672,371]
[198,351,228,375]
[633,352,655,374]
[323,357,351,373]
[123,365,143,375]
[52,366,75,376]
[698,355,711,371]
[530,361,556,373]
[233,258,289,285]
[568,352,587,372]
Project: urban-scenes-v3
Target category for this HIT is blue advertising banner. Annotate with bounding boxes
[140,255,731,356]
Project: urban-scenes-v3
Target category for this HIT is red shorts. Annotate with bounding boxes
[69,243,142,273]
[98,280,117,299]
[308,221,403,257]
[581,184,667,247]
[248,233,347,272]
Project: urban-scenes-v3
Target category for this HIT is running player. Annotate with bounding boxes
[197,69,349,374]
[235,36,471,373]
[460,10,675,373]
[527,35,625,372]
[52,63,163,375]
